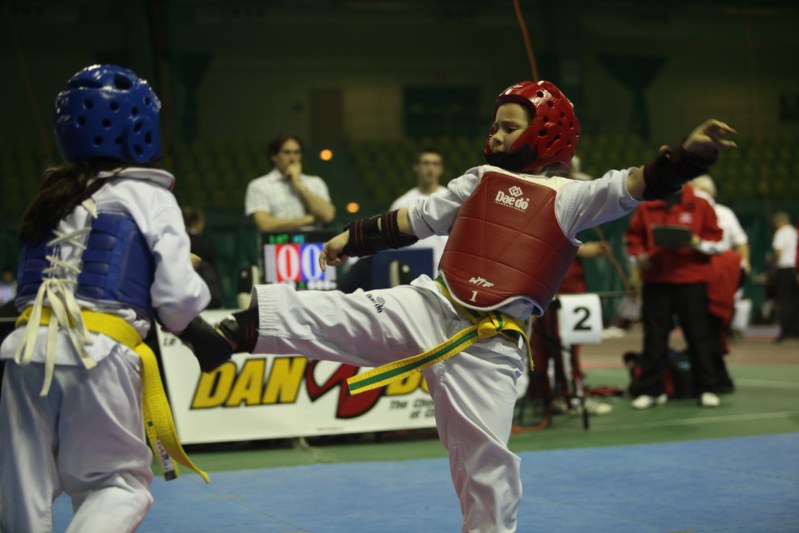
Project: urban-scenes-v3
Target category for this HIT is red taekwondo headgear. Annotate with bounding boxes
[484,80,580,173]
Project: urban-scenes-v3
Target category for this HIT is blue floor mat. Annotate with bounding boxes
[52,432,799,532]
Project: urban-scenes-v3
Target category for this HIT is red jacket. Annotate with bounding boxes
[625,185,722,285]
[559,257,587,294]
[707,250,742,324]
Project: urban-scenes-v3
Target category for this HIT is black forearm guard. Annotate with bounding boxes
[642,144,717,200]
[178,316,233,372]
[342,210,419,257]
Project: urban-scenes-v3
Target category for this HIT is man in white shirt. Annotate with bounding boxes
[0,267,15,306]
[692,175,750,272]
[338,149,449,292]
[389,148,450,274]
[692,175,750,391]
[244,135,335,232]
[771,211,799,341]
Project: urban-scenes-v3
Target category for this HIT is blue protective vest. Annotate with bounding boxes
[16,212,155,319]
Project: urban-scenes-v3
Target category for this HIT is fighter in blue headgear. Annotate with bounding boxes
[55,64,162,164]
[1,64,211,532]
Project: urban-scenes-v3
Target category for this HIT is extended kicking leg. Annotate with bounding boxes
[176,307,259,372]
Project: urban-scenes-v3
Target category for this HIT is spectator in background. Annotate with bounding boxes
[0,273,16,403]
[691,174,749,392]
[338,148,449,292]
[771,211,799,341]
[568,154,594,182]
[526,158,612,416]
[182,207,224,309]
[625,184,723,408]
[692,175,750,273]
[389,148,450,274]
[244,134,335,232]
[527,239,612,417]
[0,266,16,306]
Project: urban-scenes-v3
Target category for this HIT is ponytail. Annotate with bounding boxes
[18,159,122,243]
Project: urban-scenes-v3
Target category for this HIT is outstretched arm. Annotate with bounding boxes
[319,208,415,271]
[627,119,737,200]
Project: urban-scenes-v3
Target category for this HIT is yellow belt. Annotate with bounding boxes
[17,307,209,484]
[346,279,532,395]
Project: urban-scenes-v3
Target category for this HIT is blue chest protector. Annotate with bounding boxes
[17,212,155,320]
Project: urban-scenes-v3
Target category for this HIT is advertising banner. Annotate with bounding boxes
[159,310,437,444]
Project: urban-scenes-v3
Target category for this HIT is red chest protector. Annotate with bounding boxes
[438,170,579,315]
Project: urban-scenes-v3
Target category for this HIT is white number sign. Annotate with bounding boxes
[557,293,603,345]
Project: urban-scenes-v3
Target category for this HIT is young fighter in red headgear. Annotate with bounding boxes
[183,80,736,532]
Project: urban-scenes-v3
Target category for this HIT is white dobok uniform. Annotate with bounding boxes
[247,165,640,532]
[0,168,210,533]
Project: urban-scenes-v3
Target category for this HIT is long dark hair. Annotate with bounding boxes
[18,159,124,243]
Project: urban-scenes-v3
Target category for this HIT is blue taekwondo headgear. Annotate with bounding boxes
[54,64,162,164]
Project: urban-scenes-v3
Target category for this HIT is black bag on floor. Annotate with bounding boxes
[623,349,694,399]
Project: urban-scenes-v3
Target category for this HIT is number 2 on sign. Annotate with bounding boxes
[573,306,591,331]
[557,294,603,344]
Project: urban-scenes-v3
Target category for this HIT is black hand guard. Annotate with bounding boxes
[642,144,717,200]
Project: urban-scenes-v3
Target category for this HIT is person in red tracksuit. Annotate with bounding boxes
[625,184,723,408]
[529,240,607,413]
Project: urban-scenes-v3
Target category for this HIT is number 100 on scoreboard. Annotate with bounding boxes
[263,243,337,290]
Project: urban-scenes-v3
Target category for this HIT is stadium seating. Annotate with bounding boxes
[1,134,796,309]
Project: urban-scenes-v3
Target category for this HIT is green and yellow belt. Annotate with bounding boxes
[347,278,532,395]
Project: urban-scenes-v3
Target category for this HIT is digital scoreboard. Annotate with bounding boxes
[261,230,337,290]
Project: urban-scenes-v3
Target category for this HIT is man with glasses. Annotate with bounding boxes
[245,134,335,232]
